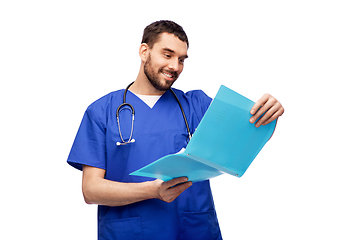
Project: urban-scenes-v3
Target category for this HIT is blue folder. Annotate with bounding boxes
[130,85,277,182]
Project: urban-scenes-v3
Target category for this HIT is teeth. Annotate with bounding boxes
[163,72,173,78]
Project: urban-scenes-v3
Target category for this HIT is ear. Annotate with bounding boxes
[139,43,149,62]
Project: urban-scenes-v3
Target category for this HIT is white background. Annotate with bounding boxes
[1,0,359,239]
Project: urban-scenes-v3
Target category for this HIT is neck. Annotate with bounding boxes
[129,69,166,96]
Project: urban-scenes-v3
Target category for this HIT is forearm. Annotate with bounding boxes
[82,165,157,207]
[82,165,192,207]
[83,178,157,207]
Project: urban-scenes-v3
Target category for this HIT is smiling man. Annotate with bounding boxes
[67,20,284,240]
[131,27,188,94]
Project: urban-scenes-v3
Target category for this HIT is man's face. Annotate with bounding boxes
[144,32,188,92]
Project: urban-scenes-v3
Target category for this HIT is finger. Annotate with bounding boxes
[250,94,275,123]
[261,106,284,126]
[254,101,281,127]
[161,177,189,189]
[169,181,192,194]
[162,181,192,203]
[250,97,276,125]
[250,94,270,116]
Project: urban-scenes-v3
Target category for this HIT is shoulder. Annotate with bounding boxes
[171,88,212,117]
[84,90,123,127]
[87,90,123,110]
[172,89,212,105]
[86,90,122,114]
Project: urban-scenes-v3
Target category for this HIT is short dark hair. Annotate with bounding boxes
[141,20,189,49]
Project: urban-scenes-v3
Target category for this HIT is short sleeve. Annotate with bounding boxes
[67,106,106,171]
[186,90,213,121]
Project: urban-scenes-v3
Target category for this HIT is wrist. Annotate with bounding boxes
[143,180,160,200]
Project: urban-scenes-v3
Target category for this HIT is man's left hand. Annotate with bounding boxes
[249,93,284,128]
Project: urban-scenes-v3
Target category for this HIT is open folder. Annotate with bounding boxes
[130,85,277,182]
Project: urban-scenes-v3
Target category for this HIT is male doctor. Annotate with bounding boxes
[68,20,284,240]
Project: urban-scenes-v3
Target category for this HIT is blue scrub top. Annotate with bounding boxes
[67,88,222,240]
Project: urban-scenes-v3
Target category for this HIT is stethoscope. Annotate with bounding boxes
[116,82,192,146]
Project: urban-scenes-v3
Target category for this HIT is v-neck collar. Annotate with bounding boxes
[133,94,162,109]
[127,89,171,110]
[122,90,178,135]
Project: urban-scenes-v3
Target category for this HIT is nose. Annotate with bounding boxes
[168,58,180,72]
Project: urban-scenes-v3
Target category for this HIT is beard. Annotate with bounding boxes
[144,54,178,92]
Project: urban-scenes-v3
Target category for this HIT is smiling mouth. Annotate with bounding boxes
[162,71,177,80]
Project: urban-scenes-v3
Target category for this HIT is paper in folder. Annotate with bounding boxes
[130,85,277,182]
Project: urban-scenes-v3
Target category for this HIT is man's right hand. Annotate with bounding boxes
[82,165,192,206]
[153,178,192,203]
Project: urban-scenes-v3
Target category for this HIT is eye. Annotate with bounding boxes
[179,58,185,65]
[164,53,171,58]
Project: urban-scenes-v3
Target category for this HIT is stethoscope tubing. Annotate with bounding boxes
[116,103,135,146]
[116,82,192,146]
[169,88,192,141]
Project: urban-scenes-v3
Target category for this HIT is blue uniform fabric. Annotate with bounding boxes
[67,88,222,240]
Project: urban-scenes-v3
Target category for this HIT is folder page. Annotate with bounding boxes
[130,85,277,182]
[184,85,277,178]
[129,152,223,182]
